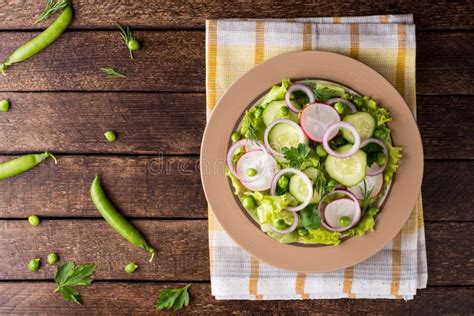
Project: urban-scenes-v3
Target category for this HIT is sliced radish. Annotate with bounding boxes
[318,190,361,232]
[300,103,341,142]
[347,164,384,200]
[227,139,265,180]
[237,151,278,191]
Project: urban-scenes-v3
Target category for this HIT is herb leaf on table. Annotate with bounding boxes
[100,67,126,78]
[156,284,191,311]
[54,261,96,304]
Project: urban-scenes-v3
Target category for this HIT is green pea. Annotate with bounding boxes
[241,196,255,209]
[104,130,117,142]
[246,168,257,177]
[353,96,364,107]
[342,93,353,100]
[28,215,40,226]
[273,219,287,230]
[278,175,289,189]
[374,128,388,140]
[231,132,241,142]
[367,207,380,216]
[327,179,338,191]
[376,152,387,166]
[280,106,289,116]
[254,108,262,119]
[339,216,351,227]
[47,252,59,265]
[125,261,138,273]
[297,228,308,236]
[334,102,346,114]
[316,144,327,158]
[0,99,10,112]
[127,39,140,51]
[28,258,40,272]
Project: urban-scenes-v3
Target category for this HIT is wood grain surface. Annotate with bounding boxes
[0,220,472,285]
[0,32,472,94]
[0,0,472,30]
[0,283,473,314]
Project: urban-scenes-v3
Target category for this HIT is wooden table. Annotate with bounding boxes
[0,1,472,314]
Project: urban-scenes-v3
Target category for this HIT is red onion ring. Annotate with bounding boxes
[360,138,389,176]
[318,189,361,232]
[270,168,313,212]
[322,122,361,158]
[264,119,306,158]
[270,211,299,234]
[226,139,265,180]
[326,98,357,113]
[285,83,316,113]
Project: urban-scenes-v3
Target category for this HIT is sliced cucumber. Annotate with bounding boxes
[325,144,367,187]
[262,100,297,126]
[342,112,375,143]
[289,174,310,203]
[267,122,307,153]
[303,167,319,182]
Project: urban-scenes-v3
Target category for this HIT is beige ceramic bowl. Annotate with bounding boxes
[201,51,423,273]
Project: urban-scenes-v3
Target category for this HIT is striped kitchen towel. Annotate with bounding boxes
[206,14,427,300]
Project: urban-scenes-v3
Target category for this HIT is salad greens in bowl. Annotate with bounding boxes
[226,79,402,246]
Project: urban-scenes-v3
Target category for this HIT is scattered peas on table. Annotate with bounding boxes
[125,262,138,274]
[28,215,40,226]
[117,24,140,60]
[104,130,117,142]
[0,100,9,112]
[47,252,59,265]
[28,258,41,272]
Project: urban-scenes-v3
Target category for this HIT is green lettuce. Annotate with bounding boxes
[314,82,345,102]
[299,228,342,245]
[224,167,245,195]
[244,192,297,226]
[344,213,376,237]
[266,230,299,244]
[355,96,392,126]
[240,106,266,140]
[260,79,291,106]
[384,143,403,185]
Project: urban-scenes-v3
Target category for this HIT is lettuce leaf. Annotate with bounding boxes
[344,213,376,237]
[299,228,341,245]
[260,79,291,107]
[224,167,245,195]
[265,230,299,244]
[240,106,266,141]
[354,96,392,126]
[384,143,403,186]
[244,192,297,226]
[314,83,345,102]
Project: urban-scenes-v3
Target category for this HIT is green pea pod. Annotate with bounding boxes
[1,4,74,75]
[0,152,57,180]
[91,175,156,262]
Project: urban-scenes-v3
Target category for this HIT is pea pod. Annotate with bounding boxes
[90,175,156,262]
[1,3,73,75]
[0,152,57,180]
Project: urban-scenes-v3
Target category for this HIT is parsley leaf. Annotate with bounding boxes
[301,204,321,230]
[54,261,96,304]
[362,142,383,167]
[281,144,311,169]
[156,284,191,312]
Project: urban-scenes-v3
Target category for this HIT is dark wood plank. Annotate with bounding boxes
[0,156,471,221]
[0,32,472,95]
[0,156,206,219]
[0,283,473,314]
[0,93,472,158]
[0,220,472,286]
[0,1,473,30]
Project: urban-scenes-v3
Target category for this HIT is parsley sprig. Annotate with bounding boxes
[156,284,191,312]
[54,261,96,304]
[281,143,311,169]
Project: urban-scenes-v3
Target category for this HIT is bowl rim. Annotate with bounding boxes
[201,51,424,273]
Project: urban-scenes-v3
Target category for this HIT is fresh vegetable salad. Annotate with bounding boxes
[226,79,403,245]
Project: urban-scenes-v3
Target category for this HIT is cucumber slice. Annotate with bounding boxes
[303,167,319,182]
[289,174,310,203]
[325,144,367,187]
[262,100,297,126]
[267,122,307,153]
[342,112,375,143]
